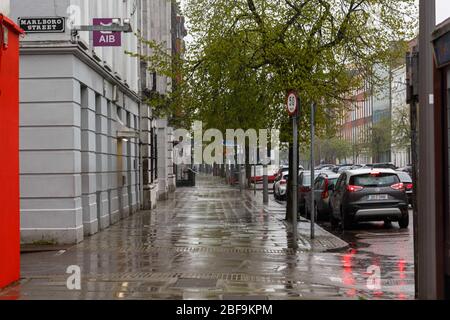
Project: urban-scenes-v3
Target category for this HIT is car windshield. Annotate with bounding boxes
[283,174,289,180]
[350,173,400,188]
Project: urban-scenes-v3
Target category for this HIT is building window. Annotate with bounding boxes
[150,124,158,183]
[134,115,138,131]
[126,111,131,128]
[117,106,122,122]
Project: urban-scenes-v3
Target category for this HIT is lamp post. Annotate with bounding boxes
[310,102,316,239]
[286,90,299,249]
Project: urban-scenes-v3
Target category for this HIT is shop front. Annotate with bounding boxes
[432,17,450,297]
[0,13,23,289]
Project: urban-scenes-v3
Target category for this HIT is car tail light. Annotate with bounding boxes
[391,183,405,191]
[347,185,364,192]
[371,171,381,176]
[322,179,329,199]
[406,183,413,190]
[300,186,310,193]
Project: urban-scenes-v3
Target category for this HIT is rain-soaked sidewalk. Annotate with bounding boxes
[0,175,415,300]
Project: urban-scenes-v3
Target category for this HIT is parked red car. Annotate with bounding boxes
[250,166,279,183]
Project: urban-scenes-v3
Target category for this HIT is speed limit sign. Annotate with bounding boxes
[286,90,298,116]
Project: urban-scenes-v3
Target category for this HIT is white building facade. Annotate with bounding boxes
[10,0,177,244]
[391,65,411,168]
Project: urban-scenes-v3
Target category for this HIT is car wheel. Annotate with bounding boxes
[341,207,352,230]
[299,201,306,217]
[384,220,392,228]
[330,207,339,228]
[308,203,318,221]
[314,202,320,221]
[399,211,409,229]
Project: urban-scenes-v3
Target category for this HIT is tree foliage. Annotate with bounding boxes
[319,137,353,163]
[130,0,417,140]
[392,104,411,150]
[181,0,417,137]
[367,116,392,160]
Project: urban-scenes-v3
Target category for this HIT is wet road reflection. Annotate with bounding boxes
[0,176,415,300]
[321,211,415,299]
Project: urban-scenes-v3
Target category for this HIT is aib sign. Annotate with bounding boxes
[93,18,121,47]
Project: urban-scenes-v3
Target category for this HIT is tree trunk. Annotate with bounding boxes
[245,145,251,188]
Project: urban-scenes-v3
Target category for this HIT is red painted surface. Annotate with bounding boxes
[0,14,23,289]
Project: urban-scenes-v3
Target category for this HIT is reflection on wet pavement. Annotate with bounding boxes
[0,176,415,300]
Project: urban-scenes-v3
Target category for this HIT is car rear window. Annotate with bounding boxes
[350,173,400,187]
[302,173,323,187]
[396,172,412,183]
[302,175,311,186]
[329,178,339,186]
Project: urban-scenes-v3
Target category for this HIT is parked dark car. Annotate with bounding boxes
[365,163,398,170]
[329,169,409,230]
[332,164,362,173]
[396,171,414,206]
[398,165,413,176]
[297,172,314,215]
[305,173,340,220]
[298,171,333,215]
[315,164,336,171]
[332,164,352,173]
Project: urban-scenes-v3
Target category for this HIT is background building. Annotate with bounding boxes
[339,79,373,165]
[391,64,411,168]
[339,61,412,168]
[371,65,392,163]
[10,0,180,244]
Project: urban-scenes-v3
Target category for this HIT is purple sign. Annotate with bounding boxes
[93,18,121,47]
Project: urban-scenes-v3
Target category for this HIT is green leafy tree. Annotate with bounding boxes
[184,0,417,130]
[318,137,353,164]
[392,105,411,150]
[369,117,392,162]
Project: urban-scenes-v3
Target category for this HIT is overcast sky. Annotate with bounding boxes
[436,0,450,24]
[180,1,450,41]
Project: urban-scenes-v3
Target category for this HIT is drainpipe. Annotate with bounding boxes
[137,0,144,210]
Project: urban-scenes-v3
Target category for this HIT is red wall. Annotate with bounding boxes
[0,14,23,289]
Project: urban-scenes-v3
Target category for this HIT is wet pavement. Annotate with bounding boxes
[0,175,415,300]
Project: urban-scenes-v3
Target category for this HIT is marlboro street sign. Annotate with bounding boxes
[18,17,65,33]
